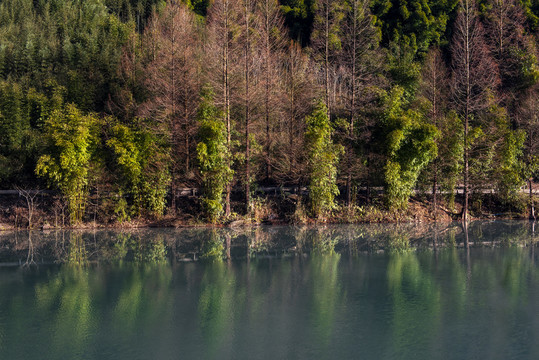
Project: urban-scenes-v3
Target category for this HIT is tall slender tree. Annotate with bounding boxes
[257,0,287,181]
[483,0,537,104]
[450,0,499,221]
[419,48,449,217]
[305,101,343,218]
[206,0,241,217]
[311,0,346,118]
[139,1,201,210]
[340,0,381,206]
[274,41,317,185]
[196,87,233,222]
[518,86,539,219]
[240,0,256,212]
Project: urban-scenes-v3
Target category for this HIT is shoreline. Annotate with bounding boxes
[0,210,533,233]
[0,192,535,232]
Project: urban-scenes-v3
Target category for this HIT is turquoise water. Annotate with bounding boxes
[0,221,538,359]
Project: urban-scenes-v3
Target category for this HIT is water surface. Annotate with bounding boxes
[0,221,538,359]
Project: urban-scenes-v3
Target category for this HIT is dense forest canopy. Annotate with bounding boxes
[0,0,538,223]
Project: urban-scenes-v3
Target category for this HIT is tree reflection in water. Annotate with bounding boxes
[200,229,225,261]
[0,222,537,264]
[0,222,537,359]
[198,261,237,358]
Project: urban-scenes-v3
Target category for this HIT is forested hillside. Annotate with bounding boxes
[0,0,538,224]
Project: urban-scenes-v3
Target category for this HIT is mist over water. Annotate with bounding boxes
[0,221,538,359]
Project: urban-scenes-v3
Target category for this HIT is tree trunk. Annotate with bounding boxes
[171,14,177,215]
[346,0,357,208]
[463,0,471,223]
[325,3,330,116]
[244,0,251,213]
[433,170,437,221]
[224,1,232,218]
[530,178,536,220]
[264,0,271,181]
[184,86,190,174]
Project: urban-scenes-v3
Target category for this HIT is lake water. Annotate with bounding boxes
[0,221,538,359]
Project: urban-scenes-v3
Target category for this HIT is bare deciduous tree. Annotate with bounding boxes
[240,0,257,211]
[140,1,202,210]
[311,0,346,118]
[420,48,450,217]
[483,0,532,105]
[271,42,318,185]
[257,0,287,181]
[340,0,381,206]
[450,0,500,221]
[16,187,41,229]
[206,0,242,217]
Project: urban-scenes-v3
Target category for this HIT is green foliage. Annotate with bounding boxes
[370,0,459,54]
[114,192,131,223]
[196,88,233,223]
[380,87,438,209]
[36,104,98,223]
[189,0,211,17]
[513,46,539,89]
[311,0,347,54]
[482,107,527,201]
[132,237,168,263]
[200,230,225,261]
[305,101,344,217]
[0,82,27,183]
[498,129,526,199]
[105,0,166,30]
[280,0,315,45]
[107,120,170,217]
[438,111,464,208]
[520,0,539,31]
[0,0,132,111]
[0,80,66,186]
[387,37,422,100]
[0,0,535,223]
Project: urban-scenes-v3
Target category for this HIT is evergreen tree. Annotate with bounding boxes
[107,120,171,218]
[36,104,98,223]
[379,87,438,210]
[370,0,459,55]
[196,88,233,222]
[305,100,343,218]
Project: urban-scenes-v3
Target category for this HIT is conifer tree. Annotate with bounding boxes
[419,48,463,214]
[274,41,317,185]
[257,0,287,181]
[340,0,382,206]
[311,0,346,118]
[206,0,242,217]
[450,0,500,221]
[140,1,201,210]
